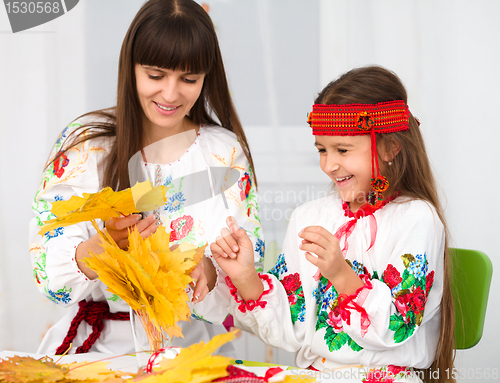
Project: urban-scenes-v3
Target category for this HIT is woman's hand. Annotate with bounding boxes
[210,217,263,301]
[105,213,158,249]
[190,256,216,303]
[299,226,363,295]
[76,214,158,279]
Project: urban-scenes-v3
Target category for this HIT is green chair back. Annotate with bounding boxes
[451,248,493,349]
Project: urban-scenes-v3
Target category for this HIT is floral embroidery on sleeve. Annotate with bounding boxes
[31,126,106,306]
[383,253,434,343]
[191,309,213,324]
[268,253,287,279]
[314,260,369,352]
[281,273,306,324]
[238,172,252,201]
[254,238,265,265]
[267,254,305,324]
[47,286,72,304]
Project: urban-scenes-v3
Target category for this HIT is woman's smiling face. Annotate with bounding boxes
[135,64,205,137]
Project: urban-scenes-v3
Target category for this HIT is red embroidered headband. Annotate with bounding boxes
[307,100,411,207]
[307,100,410,136]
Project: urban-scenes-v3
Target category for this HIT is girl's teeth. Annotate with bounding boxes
[336,175,352,182]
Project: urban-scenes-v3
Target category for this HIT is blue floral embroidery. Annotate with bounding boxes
[255,238,265,259]
[55,127,68,145]
[298,306,306,322]
[320,289,334,312]
[313,277,329,304]
[351,260,364,275]
[191,309,212,324]
[407,253,427,279]
[268,253,287,279]
[163,174,173,186]
[392,284,402,295]
[48,286,72,304]
[164,192,186,213]
[45,227,64,239]
[54,194,64,201]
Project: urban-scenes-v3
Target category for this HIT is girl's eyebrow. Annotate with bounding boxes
[314,141,354,148]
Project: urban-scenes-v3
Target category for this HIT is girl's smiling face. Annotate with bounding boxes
[315,134,375,211]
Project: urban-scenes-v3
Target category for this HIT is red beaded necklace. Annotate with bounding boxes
[342,192,400,220]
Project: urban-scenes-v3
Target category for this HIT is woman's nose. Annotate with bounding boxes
[161,79,179,102]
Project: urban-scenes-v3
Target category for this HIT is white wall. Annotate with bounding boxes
[0,1,498,380]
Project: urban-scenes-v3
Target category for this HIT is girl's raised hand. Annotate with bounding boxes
[299,226,363,294]
[210,216,263,301]
[210,217,255,283]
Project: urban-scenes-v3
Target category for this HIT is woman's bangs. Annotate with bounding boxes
[134,17,214,74]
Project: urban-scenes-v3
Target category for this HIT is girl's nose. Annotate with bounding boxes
[327,158,340,173]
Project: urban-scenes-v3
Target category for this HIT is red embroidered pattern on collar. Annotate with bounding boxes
[342,193,400,220]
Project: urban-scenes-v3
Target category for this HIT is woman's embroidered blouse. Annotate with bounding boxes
[29,115,263,354]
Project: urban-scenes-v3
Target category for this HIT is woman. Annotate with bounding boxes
[29,0,263,356]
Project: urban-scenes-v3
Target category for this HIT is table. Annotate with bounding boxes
[0,350,362,382]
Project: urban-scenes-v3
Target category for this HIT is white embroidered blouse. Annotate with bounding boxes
[29,115,264,355]
[195,193,444,380]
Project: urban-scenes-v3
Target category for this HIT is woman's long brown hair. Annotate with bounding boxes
[50,0,256,190]
[315,66,455,383]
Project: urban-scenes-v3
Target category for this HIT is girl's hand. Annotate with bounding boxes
[299,226,363,295]
[210,217,263,301]
[76,214,158,279]
[190,256,216,304]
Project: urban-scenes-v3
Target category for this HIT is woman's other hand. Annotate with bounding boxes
[190,256,216,303]
[75,214,158,279]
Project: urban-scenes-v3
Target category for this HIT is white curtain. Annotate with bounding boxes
[1,0,498,377]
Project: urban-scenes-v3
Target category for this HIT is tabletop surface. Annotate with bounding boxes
[0,350,362,382]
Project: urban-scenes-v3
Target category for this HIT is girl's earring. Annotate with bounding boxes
[388,161,392,166]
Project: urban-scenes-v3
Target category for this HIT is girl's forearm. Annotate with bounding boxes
[330,263,364,295]
[231,271,264,302]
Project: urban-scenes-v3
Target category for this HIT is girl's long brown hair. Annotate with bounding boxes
[50,0,256,190]
[315,66,455,383]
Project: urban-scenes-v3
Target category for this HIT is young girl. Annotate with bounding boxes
[200,66,455,382]
[28,0,263,356]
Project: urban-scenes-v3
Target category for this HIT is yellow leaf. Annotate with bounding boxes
[83,223,205,340]
[62,361,122,381]
[135,331,236,383]
[0,355,64,382]
[39,181,167,236]
[132,181,169,212]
